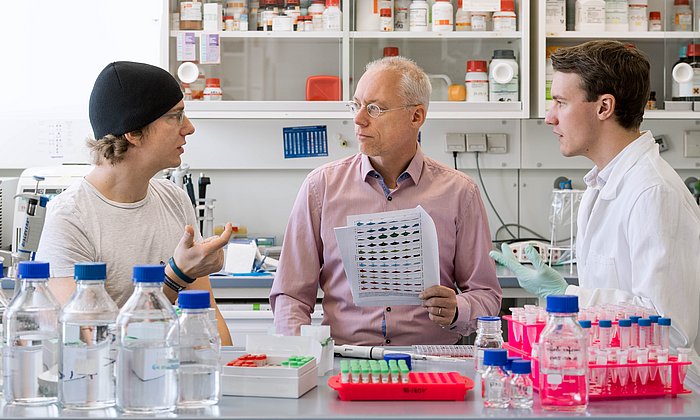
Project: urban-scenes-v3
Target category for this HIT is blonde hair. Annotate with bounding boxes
[85,127,148,165]
[365,56,431,110]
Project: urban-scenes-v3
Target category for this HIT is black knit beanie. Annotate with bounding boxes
[89,61,184,139]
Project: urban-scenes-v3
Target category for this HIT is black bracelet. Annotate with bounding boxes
[169,257,196,284]
[164,273,186,293]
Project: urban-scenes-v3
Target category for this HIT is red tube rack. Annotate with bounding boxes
[328,372,474,401]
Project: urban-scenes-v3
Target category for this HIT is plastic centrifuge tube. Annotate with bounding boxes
[629,316,641,347]
[361,361,371,383]
[658,318,671,351]
[380,360,389,383]
[370,361,381,383]
[351,362,360,383]
[389,360,399,383]
[579,320,594,347]
[509,307,524,345]
[636,347,650,385]
[656,347,669,386]
[616,348,629,387]
[398,360,410,383]
[677,347,692,384]
[618,319,631,349]
[340,360,350,383]
[638,318,652,348]
[649,315,660,346]
[598,320,612,348]
[648,345,660,381]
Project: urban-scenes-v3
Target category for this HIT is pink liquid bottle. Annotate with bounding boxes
[539,295,588,412]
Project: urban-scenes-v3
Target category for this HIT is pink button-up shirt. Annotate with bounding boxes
[270,148,501,345]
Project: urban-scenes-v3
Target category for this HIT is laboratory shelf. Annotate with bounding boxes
[170,30,343,39]
[183,100,525,119]
[350,31,522,40]
[643,110,700,119]
[546,31,700,41]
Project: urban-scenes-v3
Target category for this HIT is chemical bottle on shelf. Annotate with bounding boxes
[308,0,325,30]
[645,91,657,110]
[481,349,509,408]
[380,5,394,31]
[470,11,490,31]
[203,78,223,100]
[455,0,471,31]
[431,0,453,31]
[628,0,647,31]
[545,45,562,110]
[180,0,204,30]
[673,44,700,101]
[177,291,221,408]
[574,0,605,32]
[322,0,341,30]
[383,46,399,57]
[465,60,489,102]
[672,45,689,99]
[648,10,662,31]
[284,0,302,28]
[116,265,179,414]
[539,295,588,412]
[604,0,628,32]
[493,0,516,32]
[409,0,430,31]
[3,261,61,405]
[260,0,277,30]
[394,0,410,30]
[673,0,693,31]
[58,262,119,410]
[545,0,566,33]
[489,49,519,102]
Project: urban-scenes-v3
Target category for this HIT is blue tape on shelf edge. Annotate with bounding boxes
[283,125,329,159]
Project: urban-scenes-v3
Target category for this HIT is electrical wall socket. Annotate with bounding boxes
[445,133,466,153]
[466,133,487,152]
[487,133,508,154]
[654,135,669,153]
[684,131,700,158]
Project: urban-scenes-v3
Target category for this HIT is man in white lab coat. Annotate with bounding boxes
[490,40,700,383]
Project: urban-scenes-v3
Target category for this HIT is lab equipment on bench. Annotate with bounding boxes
[165,165,217,237]
[549,183,584,274]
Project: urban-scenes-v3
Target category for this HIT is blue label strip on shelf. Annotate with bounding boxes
[283,125,329,159]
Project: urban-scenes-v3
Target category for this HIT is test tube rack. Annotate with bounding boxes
[221,352,318,398]
[503,317,692,400]
[328,371,474,401]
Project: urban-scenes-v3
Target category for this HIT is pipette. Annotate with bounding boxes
[333,345,459,362]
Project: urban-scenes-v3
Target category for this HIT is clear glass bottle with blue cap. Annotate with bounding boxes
[3,261,61,405]
[474,316,503,373]
[177,290,220,408]
[538,295,587,412]
[508,359,533,408]
[481,348,509,408]
[58,262,119,409]
[116,265,179,414]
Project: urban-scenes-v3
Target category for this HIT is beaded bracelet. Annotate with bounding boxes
[169,257,196,284]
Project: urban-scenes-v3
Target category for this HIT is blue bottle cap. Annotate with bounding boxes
[629,315,641,323]
[483,349,508,367]
[178,290,211,309]
[384,353,411,370]
[658,317,672,326]
[649,315,660,323]
[638,318,652,327]
[74,262,107,281]
[505,356,522,371]
[132,265,165,283]
[510,360,531,375]
[598,320,612,328]
[546,295,578,313]
[18,261,50,279]
[618,319,632,327]
[578,320,591,328]
[478,316,501,322]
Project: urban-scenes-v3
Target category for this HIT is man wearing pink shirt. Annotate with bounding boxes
[270,57,501,346]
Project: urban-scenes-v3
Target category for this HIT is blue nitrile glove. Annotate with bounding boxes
[489,243,568,299]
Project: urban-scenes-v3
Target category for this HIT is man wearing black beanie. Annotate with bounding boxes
[36,61,233,345]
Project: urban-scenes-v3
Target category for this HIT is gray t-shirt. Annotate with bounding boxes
[35,178,199,307]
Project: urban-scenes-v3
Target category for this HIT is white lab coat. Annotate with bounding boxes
[566,131,700,383]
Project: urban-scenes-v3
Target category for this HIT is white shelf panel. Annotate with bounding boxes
[170,30,343,39]
[644,110,700,119]
[547,31,699,41]
[350,31,522,39]
[183,100,524,119]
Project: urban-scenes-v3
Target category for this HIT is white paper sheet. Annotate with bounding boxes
[334,206,439,307]
[224,240,257,274]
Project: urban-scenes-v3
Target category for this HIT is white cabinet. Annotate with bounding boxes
[166,0,530,119]
[532,0,700,119]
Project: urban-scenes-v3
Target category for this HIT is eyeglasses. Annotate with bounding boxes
[346,101,420,118]
[161,110,187,125]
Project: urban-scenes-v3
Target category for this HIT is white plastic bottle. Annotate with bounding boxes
[489,49,519,102]
[409,0,429,31]
[116,265,179,414]
[431,0,453,31]
[177,291,221,408]
[59,262,119,410]
[493,0,517,32]
[3,261,61,405]
[539,295,588,412]
[575,0,605,32]
[394,0,410,30]
[546,0,566,33]
[322,0,342,31]
[308,0,325,31]
[470,11,490,31]
[673,0,693,31]
[628,0,647,31]
[604,0,628,32]
[465,60,489,102]
[455,0,471,31]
